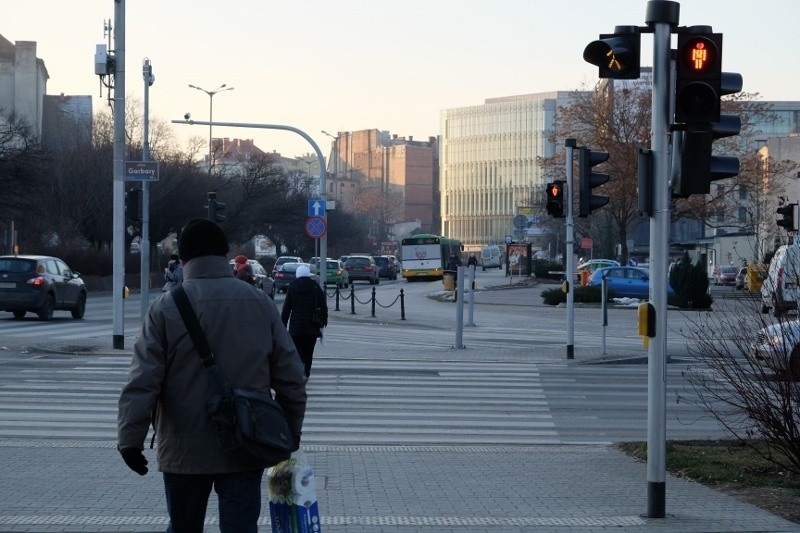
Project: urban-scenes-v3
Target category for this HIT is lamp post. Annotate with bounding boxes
[322,130,338,201]
[188,83,234,173]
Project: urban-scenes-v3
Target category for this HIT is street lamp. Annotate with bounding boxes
[188,83,234,173]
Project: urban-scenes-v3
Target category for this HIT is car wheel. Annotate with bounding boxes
[375,277,380,285]
[12,310,25,320]
[71,293,86,319]
[37,293,55,321]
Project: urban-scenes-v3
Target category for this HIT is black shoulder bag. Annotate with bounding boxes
[172,285,298,467]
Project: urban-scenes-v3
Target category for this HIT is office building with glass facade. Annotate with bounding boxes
[439,91,580,251]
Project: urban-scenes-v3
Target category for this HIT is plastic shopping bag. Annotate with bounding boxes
[268,449,321,533]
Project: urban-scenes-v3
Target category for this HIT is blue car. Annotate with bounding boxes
[589,266,674,300]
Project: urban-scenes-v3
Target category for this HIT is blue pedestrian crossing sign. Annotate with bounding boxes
[308,200,326,217]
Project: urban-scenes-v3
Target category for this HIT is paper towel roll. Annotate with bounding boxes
[290,491,317,507]
[292,466,315,496]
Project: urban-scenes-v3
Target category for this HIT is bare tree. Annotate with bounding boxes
[540,82,651,264]
[679,300,800,474]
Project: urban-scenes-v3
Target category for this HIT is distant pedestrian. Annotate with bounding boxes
[281,265,327,379]
[467,255,478,269]
[233,254,257,285]
[162,254,182,292]
[447,253,462,280]
[118,218,307,533]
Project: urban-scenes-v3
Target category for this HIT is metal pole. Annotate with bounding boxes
[645,0,679,519]
[601,274,607,355]
[454,265,465,348]
[208,93,213,173]
[171,119,328,287]
[140,58,153,322]
[112,0,126,350]
[466,264,476,327]
[565,138,576,359]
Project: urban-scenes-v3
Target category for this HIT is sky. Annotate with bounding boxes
[6,0,800,159]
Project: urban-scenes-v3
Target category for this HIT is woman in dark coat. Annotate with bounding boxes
[281,265,328,379]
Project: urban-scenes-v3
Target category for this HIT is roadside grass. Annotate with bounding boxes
[617,439,800,524]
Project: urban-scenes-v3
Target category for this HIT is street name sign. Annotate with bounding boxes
[124,161,160,181]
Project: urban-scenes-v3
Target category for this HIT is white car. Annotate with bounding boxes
[751,320,800,377]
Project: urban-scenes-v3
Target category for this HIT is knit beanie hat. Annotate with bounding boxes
[234,255,248,264]
[295,265,311,278]
[178,218,229,261]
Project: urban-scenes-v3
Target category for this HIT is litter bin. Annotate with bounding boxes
[747,264,767,293]
[443,271,455,290]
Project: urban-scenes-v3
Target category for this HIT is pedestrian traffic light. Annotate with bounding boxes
[125,187,142,222]
[777,203,797,232]
[578,147,609,217]
[206,192,226,222]
[675,31,722,124]
[583,27,641,80]
[672,29,743,197]
[545,180,565,218]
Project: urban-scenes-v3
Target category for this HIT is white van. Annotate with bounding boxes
[761,244,800,316]
[481,244,502,271]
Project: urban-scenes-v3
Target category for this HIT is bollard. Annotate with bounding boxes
[400,288,406,320]
[350,285,356,315]
[335,286,340,311]
[371,287,376,317]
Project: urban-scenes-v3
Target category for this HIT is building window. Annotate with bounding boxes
[738,185,747,200]
[738,207,747,224]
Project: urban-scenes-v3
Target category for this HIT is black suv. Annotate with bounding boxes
[0,255,87,320]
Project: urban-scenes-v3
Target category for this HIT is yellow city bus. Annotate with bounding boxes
[401,234,463,281]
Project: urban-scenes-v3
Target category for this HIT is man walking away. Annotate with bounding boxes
[118,218,307,533]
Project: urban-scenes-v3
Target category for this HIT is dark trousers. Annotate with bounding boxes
[292,335,318,377]
[163,469,263,533]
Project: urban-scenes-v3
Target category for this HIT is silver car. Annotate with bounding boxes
[751,320,800,377]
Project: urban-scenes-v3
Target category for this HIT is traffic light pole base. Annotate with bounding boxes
[647,481,665,518]
[566,344,574,360]
[113,335,124,350]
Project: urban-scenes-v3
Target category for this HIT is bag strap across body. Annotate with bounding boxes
[172,285,217,369]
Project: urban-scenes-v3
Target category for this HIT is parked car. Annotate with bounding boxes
[338,255,349,264]
[344,255,379,285]
[273,262,314,294]
[751,319,800,378]
[272,256,303,276]
[714,265,738,286]
[588,266,674,300]
[312,259,349,288]
[578,259,621,272]
[229,258,275,298]
[0,255,87,321]
[761,245,800,317]
[373,255,399,280]
[735,267,748,290]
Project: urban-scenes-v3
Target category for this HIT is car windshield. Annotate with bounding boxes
[375,258,388,265]
[327,261,339,269]
[721,266,737,274]
[281,263,302,272]
[348,258,370,266]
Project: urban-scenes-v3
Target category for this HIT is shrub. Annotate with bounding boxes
[669,253,713,309]
[533,259,564,280]
[541,284,611,305]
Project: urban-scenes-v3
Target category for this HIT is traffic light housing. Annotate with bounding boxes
[125,187,142,222]
[777,204,797,232]
[545,180,565,218]
[675,31,722,124]
[583,27,641,80]
[578,147,609,217]
[206,192,226,222]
